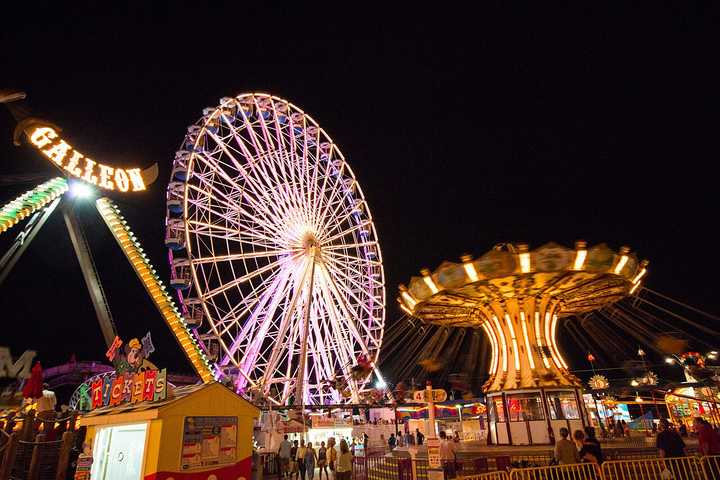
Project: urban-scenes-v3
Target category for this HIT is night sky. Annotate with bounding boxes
[1,4,718,383]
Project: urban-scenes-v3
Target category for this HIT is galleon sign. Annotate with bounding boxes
[27,126,154,192]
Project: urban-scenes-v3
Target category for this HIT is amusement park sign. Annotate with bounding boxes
[0,347,36,379]
[28,126,150,192]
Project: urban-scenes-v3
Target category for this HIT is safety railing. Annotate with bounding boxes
[700,455,720,478]
[461,471,510,480]
[508,463,600,480]
[602,456,704,479]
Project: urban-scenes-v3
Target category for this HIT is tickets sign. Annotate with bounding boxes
[78,368,167,410]
[27,126,151,192]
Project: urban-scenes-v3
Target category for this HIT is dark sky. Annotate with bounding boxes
[1,4,719,379]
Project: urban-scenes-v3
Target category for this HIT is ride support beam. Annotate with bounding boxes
[0,196,61,287]
[62,199,117,348]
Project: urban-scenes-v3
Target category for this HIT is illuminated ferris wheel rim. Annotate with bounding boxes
[166,92,387,405]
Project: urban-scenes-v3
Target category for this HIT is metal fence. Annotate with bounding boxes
[700,455,720,479]
[462,472,510,480]
[508,463,600,480]
[601,456,705,480]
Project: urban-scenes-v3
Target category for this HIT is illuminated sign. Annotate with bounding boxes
[75,368,168,411]
[28,126,147,192]
[0,347,37,379]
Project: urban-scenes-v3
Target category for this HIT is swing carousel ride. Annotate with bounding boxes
[392,241,649,444]
[385,237,720,444]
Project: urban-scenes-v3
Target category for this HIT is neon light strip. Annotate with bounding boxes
[0,177,67,234]
[492,315,508,373]
[520,311,535,369]
[545,311,563,369]
[534,311,551,368]
[550,313,569,369]
[96,198,215,383]
[480,321,498,374]
[504,313,520,371]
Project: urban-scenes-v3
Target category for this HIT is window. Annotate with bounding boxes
[546,391,580,420]
[489,397,505,422]
[506,393,545,421]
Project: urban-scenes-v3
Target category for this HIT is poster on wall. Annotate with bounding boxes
[181,416,237,469]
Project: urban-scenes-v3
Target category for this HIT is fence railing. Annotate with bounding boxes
[459,455,720,480]
[508,463,600,480]
[700,455,720,478]
[461,472,510,480]
[601,456,704,480]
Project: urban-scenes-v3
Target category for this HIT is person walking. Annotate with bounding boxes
[583,427,603,463]
[388,433,397,450]
[573,430,601,464]
[279,434,293,478]
[416,428,425,445]
[695,418,720,455]
[317,441,328,480]
[336,439,353,480]
[656,419,686,458]
[297,439,308,480]
[554,427,579,464]
[304,442,317,480]
[439,431,457,477]
[291,440,299,480]
[327,437,337,480]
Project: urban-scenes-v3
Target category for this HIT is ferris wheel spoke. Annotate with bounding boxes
[308,290,336,384]
[213,267,284,330]
[192,249,299,265]
[234,269,294,386]
[193,151,289,237]
[187,219,283,249]
[323,253,383,288]
[321,261,382,342]
[199,139,293,230]
[261,256,314,392]
[320,219,374,246]
[316,162,349,231]
[202,253,300,301]
[323,248,382,267]
[316,275,361,402]
[318,264,379,355]
[321,241,379,251]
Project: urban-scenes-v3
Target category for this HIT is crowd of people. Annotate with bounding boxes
[277,435,353,480]
[553,418,720,466]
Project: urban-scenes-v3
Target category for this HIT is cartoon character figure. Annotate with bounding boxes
[126,339,144,370]
[114,332,157,374]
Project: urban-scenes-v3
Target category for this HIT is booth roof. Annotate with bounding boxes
[79,382,260,421]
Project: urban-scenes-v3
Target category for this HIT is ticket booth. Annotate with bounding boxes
[78,382,259,480]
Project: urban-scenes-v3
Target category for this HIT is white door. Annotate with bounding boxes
[91,423,148,480]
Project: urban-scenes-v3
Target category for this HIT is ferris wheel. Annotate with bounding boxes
[165,93,386,405]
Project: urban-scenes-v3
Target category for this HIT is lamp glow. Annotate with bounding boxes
[422,270,439,294]
[665,357,675,364]
[463,260,479,282]
[632,268,647,284]
[614,255,629,275]
[70,181,94,199]
[519,252,531,273]
[573,249,587,270]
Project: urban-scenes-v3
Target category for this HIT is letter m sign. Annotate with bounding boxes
[0,347,37,379]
